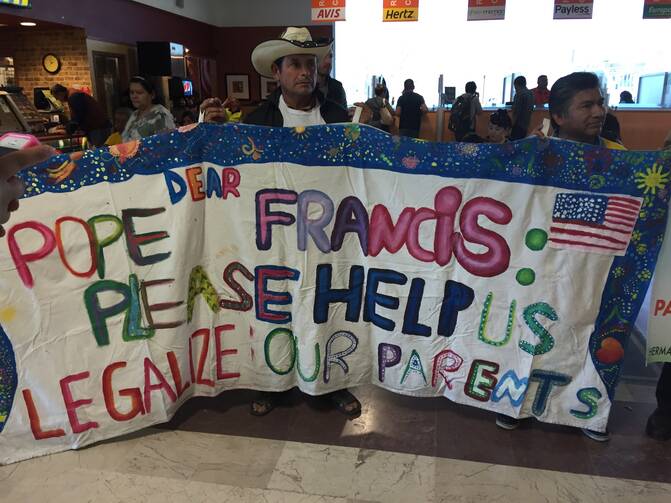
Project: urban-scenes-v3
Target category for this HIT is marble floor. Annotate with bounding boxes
[1,335,669,502]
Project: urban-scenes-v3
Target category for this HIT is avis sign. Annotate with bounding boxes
[467,0,506,21]
[643,0,671,19]
[554,0,593,19]
[382,0,419,22]
[311,0,346,23]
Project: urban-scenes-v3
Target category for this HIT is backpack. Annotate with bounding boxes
[448,94,473,133]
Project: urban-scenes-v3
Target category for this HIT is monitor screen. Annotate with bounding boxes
[183,80,193,97]
[170,43,184,57]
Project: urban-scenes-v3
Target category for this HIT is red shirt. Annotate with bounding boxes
[532,87,550,106]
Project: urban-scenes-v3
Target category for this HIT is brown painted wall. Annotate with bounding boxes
[212,25,334,102]
[0,27,92,93]
[0,0,216,56]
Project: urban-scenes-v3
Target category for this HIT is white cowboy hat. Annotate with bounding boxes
[252,27,332,78]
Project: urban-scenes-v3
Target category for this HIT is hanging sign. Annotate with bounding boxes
[311,0,346,23]
[382,0,419,22]
[0,0,31,6]
[643,0,671,18]
[554,0,594,19]
[467,0,506,21]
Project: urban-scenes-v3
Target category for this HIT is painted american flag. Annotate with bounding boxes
[549,192,642,255]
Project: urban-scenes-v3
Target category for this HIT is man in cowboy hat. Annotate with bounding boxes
[200,28,358,419]
[201,27,348,126]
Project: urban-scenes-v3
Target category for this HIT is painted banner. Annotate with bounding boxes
[0,124,669,465]
[311,0,346,23]
[647,207,671,363]
[467,0,506,21]
[382,0,418,22]
[643,0,671,18]
[553,0,593,19]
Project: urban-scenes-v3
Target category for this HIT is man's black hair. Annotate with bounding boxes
[404,79,414,91]
[273,57,284,70]
[514,76,526,88]
[465,81,477,94]
[549,72,601,129]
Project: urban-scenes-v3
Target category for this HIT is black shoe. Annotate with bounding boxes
[581,428,610,442]
[646,408,671,441]
[495,414,520,430]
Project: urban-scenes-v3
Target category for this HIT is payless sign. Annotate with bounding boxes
[383,0,419,22]
[554,0,593,19]
[467,0,506,21]
[643,0,671,18]
[312,0,346,22]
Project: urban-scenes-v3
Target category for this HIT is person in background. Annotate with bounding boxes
[486,109,512,144]
[200,27,356,419]
[0,145,54,237]
[449,81,483,141]
[497,72,624,443]
[510,76,534,140]
[317,48,347,109]
[619,91,635,104]
[51,84,112,147]
[647,130,671,442]
[531,75,550,108]
[396,79,428,138]
[365,83,395,133]
[122,76,176,142]
[179,109,196,127]
[105,107,133,146]
[601,111,623,145]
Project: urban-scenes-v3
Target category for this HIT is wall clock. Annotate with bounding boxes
[42,53,61,74]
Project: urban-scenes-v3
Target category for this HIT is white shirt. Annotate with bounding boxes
[278,95,326,127]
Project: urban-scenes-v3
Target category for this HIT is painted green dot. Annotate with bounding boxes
[525,229,548,251]
[516,268,536,286]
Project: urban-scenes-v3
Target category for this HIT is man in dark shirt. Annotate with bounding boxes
[396,79,428,138]
[51,84,111,147]
[317,49,347,109]
[510,76,534,141]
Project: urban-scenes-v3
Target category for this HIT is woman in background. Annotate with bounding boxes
[122,76,176,142]
[486,109,512,144]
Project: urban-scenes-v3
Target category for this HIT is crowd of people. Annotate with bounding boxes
[1,25,670,444]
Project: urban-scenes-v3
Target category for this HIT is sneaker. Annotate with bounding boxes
[646,408,671,441]
[496,413,521,430]
[581,428,610,442]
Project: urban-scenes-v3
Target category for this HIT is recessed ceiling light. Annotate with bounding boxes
[20,22,37,27]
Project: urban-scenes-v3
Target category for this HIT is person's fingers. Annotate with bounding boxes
[0,227,5,238]
[6,176,25,200]
[7,199,19,212]
[0,145,56,178]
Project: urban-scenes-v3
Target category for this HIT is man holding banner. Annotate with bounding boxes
[496,71,624,442]
[201,27,357,417]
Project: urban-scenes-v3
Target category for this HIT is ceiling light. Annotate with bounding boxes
[20,22,37,27]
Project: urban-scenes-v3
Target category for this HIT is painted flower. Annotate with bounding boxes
[638,269,652,281]
[636,243,647,255]
[613,266,625,278]
[635,164,670,195]
[344,124,360,141]
[109,140,140,164]
[630,230,641,243]
[402,156,420,169]
[292,126,310,139]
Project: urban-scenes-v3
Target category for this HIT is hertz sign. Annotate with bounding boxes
[383,0,419,22]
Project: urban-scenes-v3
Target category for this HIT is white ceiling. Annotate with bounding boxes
[131,0,316,27]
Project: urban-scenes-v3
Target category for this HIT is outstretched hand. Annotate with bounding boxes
[0,145,55,237]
